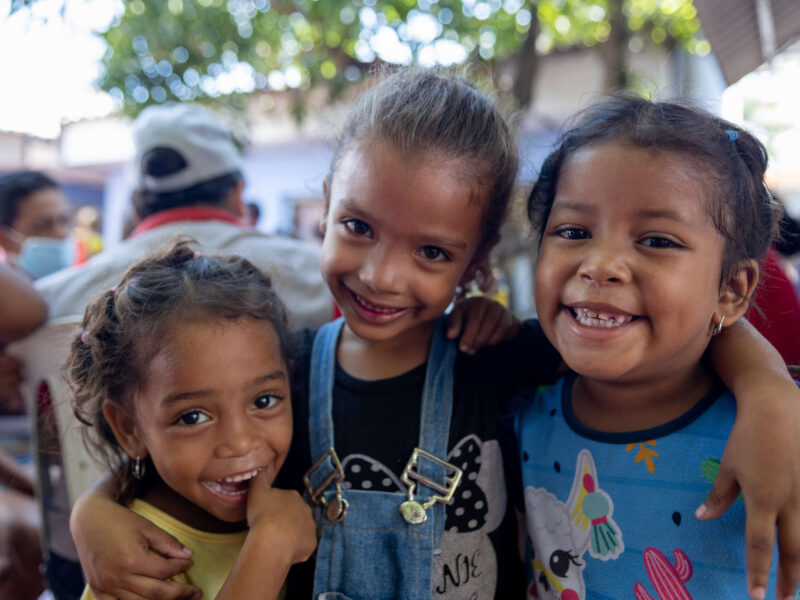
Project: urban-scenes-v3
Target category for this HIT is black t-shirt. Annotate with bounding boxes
[278,320,561,600]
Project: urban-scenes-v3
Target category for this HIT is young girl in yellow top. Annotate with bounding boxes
[66,242,315,599]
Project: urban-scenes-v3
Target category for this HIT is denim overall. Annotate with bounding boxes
[305,317,460,600]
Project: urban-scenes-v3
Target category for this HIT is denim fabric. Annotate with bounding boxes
[308,317,456,600]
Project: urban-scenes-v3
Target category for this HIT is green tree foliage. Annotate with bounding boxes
[12,0,708,118]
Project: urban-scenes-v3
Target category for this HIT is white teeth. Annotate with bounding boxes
[221,468,260,484]
[355,293,403,314]
[572,307,633,328]
[204,480,248,497]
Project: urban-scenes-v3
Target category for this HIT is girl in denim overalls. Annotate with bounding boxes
[298,68,542,599]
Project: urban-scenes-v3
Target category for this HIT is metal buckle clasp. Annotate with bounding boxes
[399,447,463,525]
[303,448,349,522]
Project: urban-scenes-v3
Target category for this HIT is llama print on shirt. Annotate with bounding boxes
[524,449,623,600]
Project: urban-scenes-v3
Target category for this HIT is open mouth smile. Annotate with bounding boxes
[353,292,406,314]
[570,306,638,328]
[345,286,413,322]
[202,467,263,498]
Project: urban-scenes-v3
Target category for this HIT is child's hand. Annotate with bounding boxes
[215,473,316,600]
[696,378,800,600]
[247,470,316,565]
[446,296,521,355]
[70,486,200,600]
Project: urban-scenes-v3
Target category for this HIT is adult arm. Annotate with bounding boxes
[0,449,34,496]
[704,318,800,600]
[0,263,47,343]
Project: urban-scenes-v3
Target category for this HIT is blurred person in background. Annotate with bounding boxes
[743,199,800,367]
[32,102,331,600]
[775,208,800,291]
[37,102,331,328]
[0,171,74,279]
[72,206,103,264]
[246,200,261,228]
[0,262,47,600]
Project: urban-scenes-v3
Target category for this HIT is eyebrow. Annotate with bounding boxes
[159,370,287,406]
[338,198,469,250]
[552,201,689,223]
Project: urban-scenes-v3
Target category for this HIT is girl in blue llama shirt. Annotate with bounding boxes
[516,94,798,600]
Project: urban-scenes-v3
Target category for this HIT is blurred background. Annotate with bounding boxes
[1,0,799,316]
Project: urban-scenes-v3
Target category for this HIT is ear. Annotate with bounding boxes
[227,179,247,220]
[0,227,23,255]
[102,400,148,460]
[459,234,500,290]
[715,259,759,330]
[320,176,332,237]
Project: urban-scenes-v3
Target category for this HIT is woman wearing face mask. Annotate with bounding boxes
[0,170,75,279]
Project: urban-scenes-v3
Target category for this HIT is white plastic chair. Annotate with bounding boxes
[7,317,106,562]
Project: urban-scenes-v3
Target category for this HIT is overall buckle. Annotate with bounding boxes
[303,448,349,522]
[399,447,463,525]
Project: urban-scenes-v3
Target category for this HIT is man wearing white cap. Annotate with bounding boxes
[38,103,332,330]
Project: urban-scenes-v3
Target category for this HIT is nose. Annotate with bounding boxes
[215,414,262,458]
[577,238,631,285]
[360,244,403,294]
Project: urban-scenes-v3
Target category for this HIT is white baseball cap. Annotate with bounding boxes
[131,103,242,193]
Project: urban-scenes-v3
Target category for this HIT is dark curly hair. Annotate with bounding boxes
[65,239,291,502]
[528,93,781,284]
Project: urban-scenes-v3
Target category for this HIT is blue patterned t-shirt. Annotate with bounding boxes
[515,375,789,600]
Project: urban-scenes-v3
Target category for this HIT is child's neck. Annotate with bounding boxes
[337,320,436,380]
[140,481,247,534]
[570,365,716,434]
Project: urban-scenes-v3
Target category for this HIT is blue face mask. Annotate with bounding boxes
[17,236,76,279]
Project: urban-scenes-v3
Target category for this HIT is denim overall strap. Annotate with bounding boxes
[308,318,342,463]
[415,316,456,551]
[308,316,458,600]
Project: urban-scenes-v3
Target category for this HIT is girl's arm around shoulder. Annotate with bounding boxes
[216,471,316,600]
[446,297,563,383]
[70,472,200,600]
[446,295,522,354]
[705,318,800,600]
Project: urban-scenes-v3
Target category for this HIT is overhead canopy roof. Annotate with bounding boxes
[693,0,800,84]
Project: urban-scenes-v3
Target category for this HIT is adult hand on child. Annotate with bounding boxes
[446,296,521,355]
[696,376,800,600]
[70,485,200,600]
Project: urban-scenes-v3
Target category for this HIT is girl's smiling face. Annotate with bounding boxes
[535,142,731,386]
[320,140,485,351]
[105,317,292,531]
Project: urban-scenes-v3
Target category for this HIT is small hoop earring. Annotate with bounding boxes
[132,455,145,480]
[712,314,726,336]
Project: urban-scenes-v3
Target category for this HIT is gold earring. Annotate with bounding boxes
[711,314,726,336]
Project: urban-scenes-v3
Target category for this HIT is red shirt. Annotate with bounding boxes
[746,247,800,367]
[130,206,245,237]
